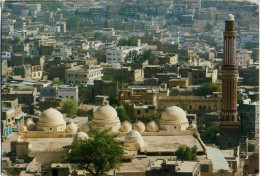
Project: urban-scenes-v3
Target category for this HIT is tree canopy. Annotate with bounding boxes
[53,78,64,85]
[142,49,156,65]
[116,107,131,122]
[125,49,156,64]
[12,37,20,44]
[175,145,198,161]
[66,16,80,30]
[204,122,219,143]
[204,21,214,31]
[194,82,221,96]
[61,98,78,118]
[63,129,124,176]
[118,36,138,46]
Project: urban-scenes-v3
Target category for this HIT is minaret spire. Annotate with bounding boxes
[219,14,241,149]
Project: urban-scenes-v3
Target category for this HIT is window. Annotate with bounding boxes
[137,110,141,115]
[145,109,148,113]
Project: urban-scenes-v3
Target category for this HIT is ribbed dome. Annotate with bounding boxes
[80,123,91,133]
[161,106,188,123]
[72,132,89,144]
[125,130,144,144]
[133,121,145,133]
[121,121,132,132]
[66,122,78,133]
[94,105,118,120]
[39,108,65,125]
[26,120,36,131]
[146,121,159,132]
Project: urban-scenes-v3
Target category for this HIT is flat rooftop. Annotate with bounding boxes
[27,138,73,151]
[141,135,204,153]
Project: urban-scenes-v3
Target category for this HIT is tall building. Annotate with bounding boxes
[219,14,241,149]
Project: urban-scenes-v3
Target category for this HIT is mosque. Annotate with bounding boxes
[13,101,213,174]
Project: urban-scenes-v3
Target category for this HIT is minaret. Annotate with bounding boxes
[219,14,241,149]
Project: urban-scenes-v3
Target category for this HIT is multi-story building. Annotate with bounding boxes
[106,46,142,63]
[31,65,43,80]
[237,49,253,67]
[65,65,103,86]
[238,102,259,140]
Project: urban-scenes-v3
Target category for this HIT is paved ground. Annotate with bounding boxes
[2,132,19,155]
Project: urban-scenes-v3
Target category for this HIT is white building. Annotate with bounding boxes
[65,65,103,86]
[57,85,79,102]
[48,26,61,33]
[237,49,253,67]
[106,46,143,63]
[52,47,72,58]
[9,30,27,38]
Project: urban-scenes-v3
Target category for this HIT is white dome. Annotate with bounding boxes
[80,123,91,133]
[161,106,188,123]
[133,121,145,133]
[124,130,144,151]
[26,120,36,131]
[39,108,65,125]
[125,130,144,144]
[72,132,89,144]
[146,121,159,132]
[37,108,66,132]
[226,14,234,21]
[94,105,118,120]
[66,122,78,133]
[121,121,132,132]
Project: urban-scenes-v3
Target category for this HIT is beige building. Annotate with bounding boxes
[169,78,189,88]
[31,65,43,80]
[65,65,103,85]
[10,104,223,175]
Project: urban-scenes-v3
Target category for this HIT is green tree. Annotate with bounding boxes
[116,107,131,122]
[175,145,198,161]
[94,32,103,40]
[53,78,64,85]
[66,16,79,30]
[12,37,20,44]
[125,50,143,63]
[63,129,124,176]
[102,74,116,82]
[204,21,213,31]
[61,98,78,118]
[194,82,221,96]
[154,110,162,123]
[108,97,118,107]
[143,49,156,65]
[118,36,137,46]
[204,122,219,143]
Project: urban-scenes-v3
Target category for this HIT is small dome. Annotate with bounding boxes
[80,123,91,133]
[66,122,78,133]
[161,106,188,123]
[121,121,132,132]
[94,105,118,120]
[133,121,145,133]
[226,14,234,21]
[146,121,159,132]
[72,132,89,144]
[125,130,144,144]
[25,120,36,131]
[39,108,65,125]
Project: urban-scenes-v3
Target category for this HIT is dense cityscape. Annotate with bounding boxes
[1,0,259,176]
